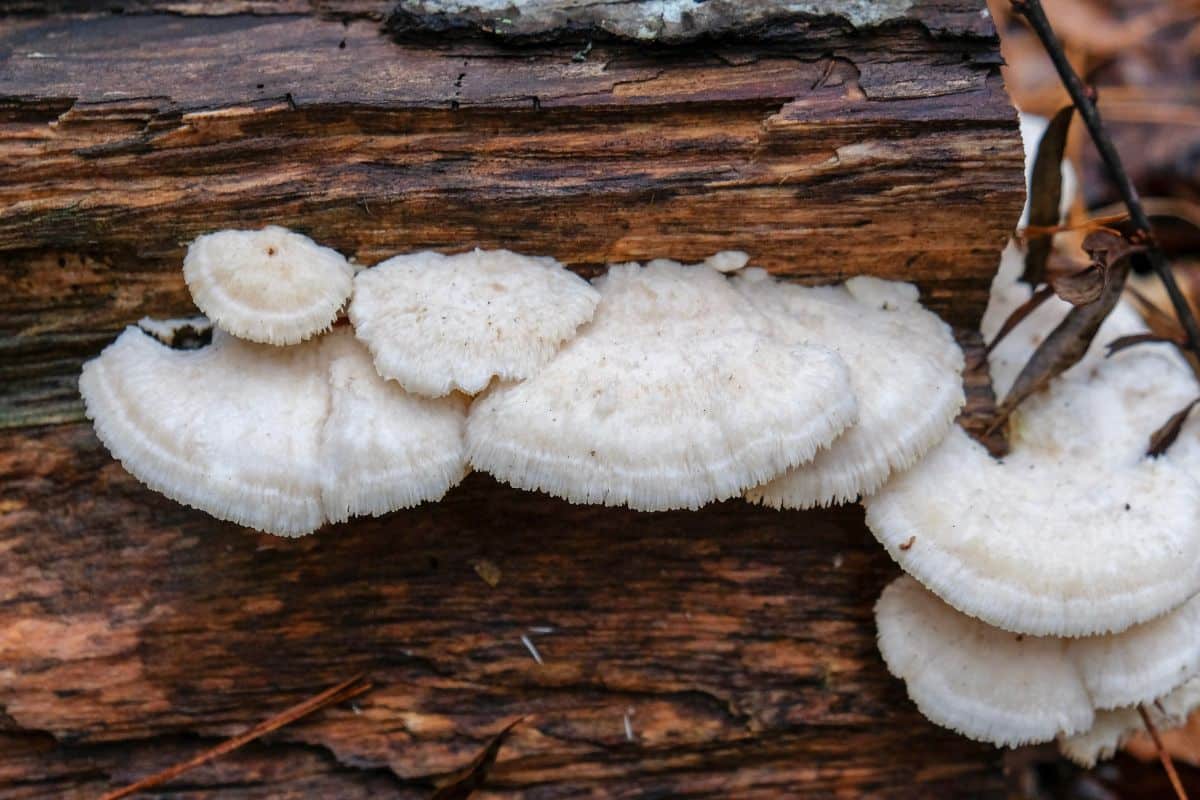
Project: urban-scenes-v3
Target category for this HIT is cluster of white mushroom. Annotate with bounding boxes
[867,117,1200,763]
[80,226,967,537]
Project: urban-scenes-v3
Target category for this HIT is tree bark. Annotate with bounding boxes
[0,2,1020,796]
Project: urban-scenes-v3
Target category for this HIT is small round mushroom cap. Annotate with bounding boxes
[865,425,1200,637]
[349,249,600,397]
[738,271,964,507]
[466,259,858,511]
[1059,678,1200,767]
[184,226,353,345]
[80,322,466,536]
[876,576,1200,748]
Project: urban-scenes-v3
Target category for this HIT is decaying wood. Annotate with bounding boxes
[0,422,1004,798]
[0,0,1022,430]
[0,1,1021,796]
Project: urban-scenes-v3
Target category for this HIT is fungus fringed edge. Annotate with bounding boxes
[465,259,859,511]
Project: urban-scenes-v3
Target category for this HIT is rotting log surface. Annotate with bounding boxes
[0,0,1023,430]
[0,2,1018,797]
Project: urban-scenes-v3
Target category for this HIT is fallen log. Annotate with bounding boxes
[0,1,1021,796]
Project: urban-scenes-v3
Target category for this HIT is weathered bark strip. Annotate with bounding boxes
[0,424,1005,798]
[0,3,1022,429]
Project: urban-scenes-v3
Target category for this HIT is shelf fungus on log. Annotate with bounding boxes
[349,249,599,397]
[184,226,355,346]
[875,575,1200,748]
[865,424,1200,638]
[867,249,1200,638]
[466,259,858,511]
[739,271,964,508]
[79,322,466,536]
[1060,677,1200,767]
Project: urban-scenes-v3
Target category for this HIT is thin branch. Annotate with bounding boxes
[1138,704,1189,800]
[1010,0,1200,357]
[99,674,372,800]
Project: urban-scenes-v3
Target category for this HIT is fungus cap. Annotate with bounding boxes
[466,259,858,510]
[864,425,1200,637]
[738,271,964,507]
[183,226,353,345]
[876,576,1200,748]
[80,322,465,536]
[1059,678,1200,766]
[349,249,600,397]
[319,331,468,523]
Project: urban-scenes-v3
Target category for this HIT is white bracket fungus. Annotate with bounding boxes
[865,425,1200,637]
[349,249,600,397]
[1059,677,1200,767]
[466,259,858,511]
[739,271,964,508]
[184,226,354,346]
[876,576,1200,748]
[80,322,466,536]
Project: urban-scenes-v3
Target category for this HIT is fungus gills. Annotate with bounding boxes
[740,271,964,508]
[80,322,466,536]
[466,258,859,511]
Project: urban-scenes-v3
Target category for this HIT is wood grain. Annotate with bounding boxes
[0,3,1022,430]
[0,2,1019,795]
[0,423,1004,798]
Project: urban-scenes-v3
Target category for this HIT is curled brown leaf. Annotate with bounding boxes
[1148,397,1200,459]
[432,717,524,800]
[994,257,1130,427]
[985,285,1056,356]
[1022,105,1075,286]
[1106,332,1185,358]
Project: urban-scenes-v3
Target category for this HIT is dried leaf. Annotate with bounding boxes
[1022,105,1074,286]
[432,718,523,800]
[985,285,1055,355]
[996,258,1130,425]
[1081,229,1147,270]
[1148,397,1200,458]
[1106,332,1184,357]
[1047,264,1103,305]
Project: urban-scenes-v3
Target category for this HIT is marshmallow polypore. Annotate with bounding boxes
[349,249,600,397]
[865,425,1200,637]
[876,576,1200,748]
[1059,677,1200,766]
[80,322,465,536]
[740,272,964,507]
[184,226,354,345]
[466,259,858,511]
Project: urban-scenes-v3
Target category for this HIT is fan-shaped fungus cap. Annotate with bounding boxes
[865,425,1200,637]
[1059,677,1200,766]
[349,249,600,397]
[876,576,1200,748]
[79,322,465,536]
[319,331,468,523]
[183,226,354,345]
[738,270,964,507]
[466,259,858,511]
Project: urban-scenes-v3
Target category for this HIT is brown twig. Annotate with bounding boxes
[1138,704,1189,800]
[1011,0,1200,358]
[99,674,372,800]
